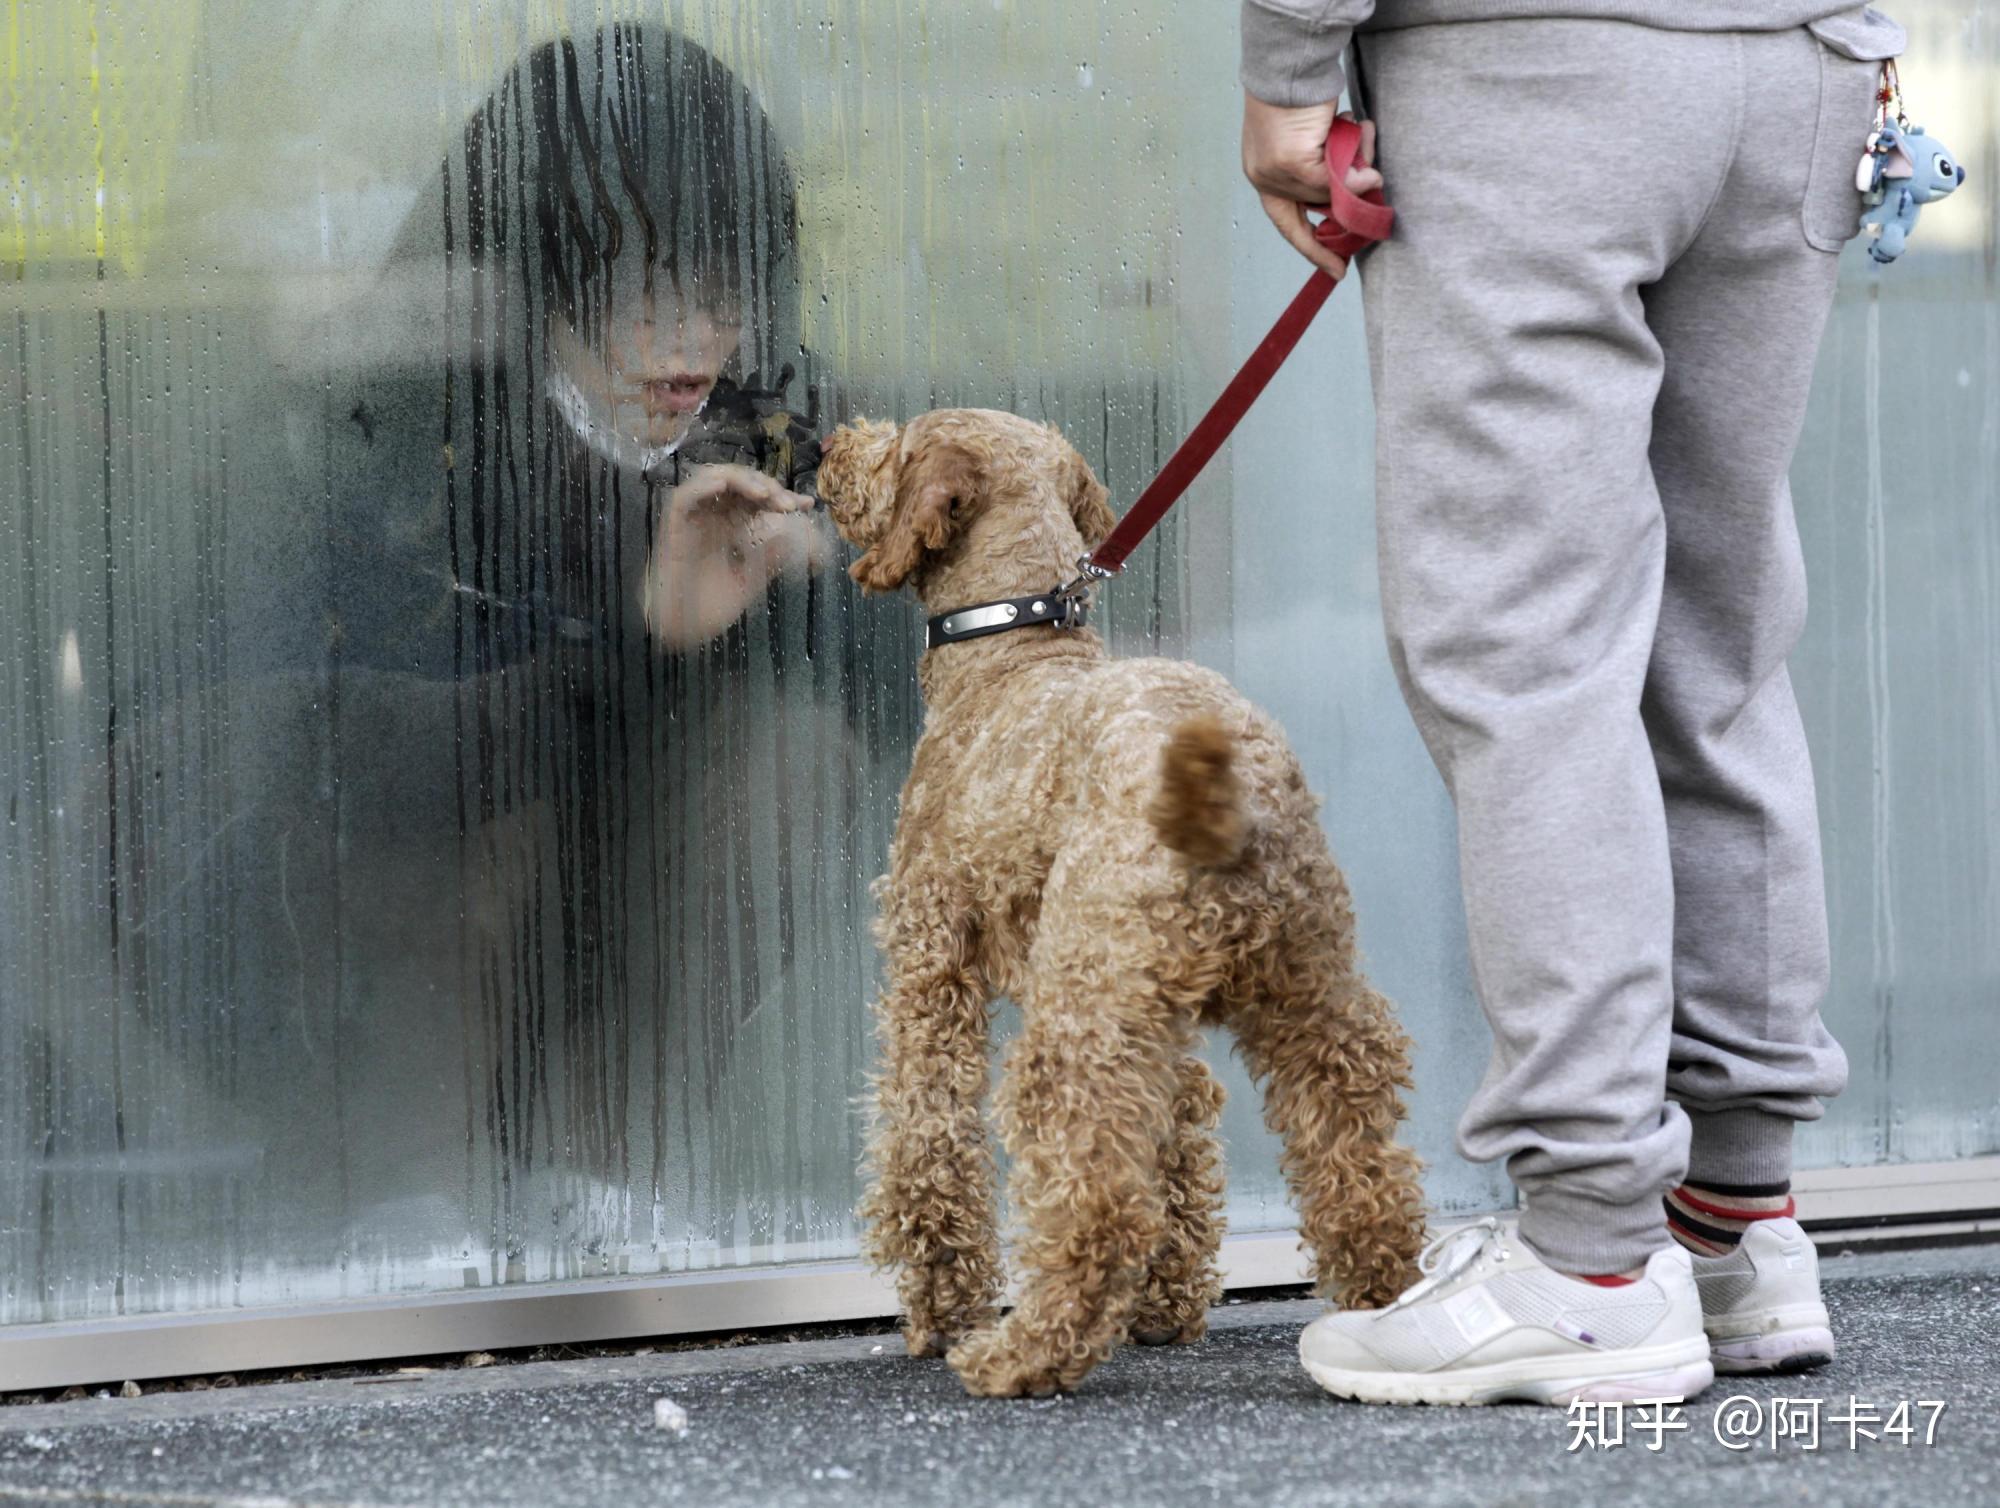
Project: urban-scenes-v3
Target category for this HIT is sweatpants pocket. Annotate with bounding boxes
[1802,41,1888,252]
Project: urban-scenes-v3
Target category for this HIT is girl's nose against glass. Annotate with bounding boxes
[613,321,676,368]
[682,310,729,347]
[621,313,713,353]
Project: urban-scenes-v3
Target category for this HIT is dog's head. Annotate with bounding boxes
[817,409,1114,601]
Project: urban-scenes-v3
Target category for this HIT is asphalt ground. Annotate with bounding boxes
[0,1243,1992,1508]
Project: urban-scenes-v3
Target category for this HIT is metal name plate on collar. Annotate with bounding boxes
[942,602,1020,636]
[925,589,1089,650]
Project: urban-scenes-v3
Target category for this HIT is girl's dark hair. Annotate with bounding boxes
[399,23,798,372]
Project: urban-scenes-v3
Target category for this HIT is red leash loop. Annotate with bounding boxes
[1081,118,1389,578]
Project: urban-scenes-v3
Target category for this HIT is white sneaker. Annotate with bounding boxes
[1299,1219,1715,1406]
[1691,1216,1836,1374]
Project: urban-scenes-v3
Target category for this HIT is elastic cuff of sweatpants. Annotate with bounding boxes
[1516,1187,1671,1277]
[1683,1107,1796,1189]
[1239,2,1350,106]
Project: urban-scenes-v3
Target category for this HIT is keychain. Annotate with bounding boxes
[1856,59,1965,264]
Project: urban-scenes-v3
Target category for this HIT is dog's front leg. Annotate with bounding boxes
[857,896,1002,1358]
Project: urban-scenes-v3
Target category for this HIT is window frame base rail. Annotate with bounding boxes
[4,1156,1995,1393]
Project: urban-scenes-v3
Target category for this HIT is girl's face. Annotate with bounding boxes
[550,287,745,455]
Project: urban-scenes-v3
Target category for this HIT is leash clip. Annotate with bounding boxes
[1053,554,1116,614]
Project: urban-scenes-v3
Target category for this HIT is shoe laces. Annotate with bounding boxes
[1384,1217,1505,1314]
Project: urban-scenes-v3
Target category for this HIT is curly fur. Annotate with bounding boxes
[818,408,1427,1398]
[1152,716,1248,868]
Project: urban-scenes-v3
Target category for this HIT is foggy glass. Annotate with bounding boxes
[3,0,1994,1331]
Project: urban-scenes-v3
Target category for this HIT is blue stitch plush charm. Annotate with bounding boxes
[1857,120,1964,263]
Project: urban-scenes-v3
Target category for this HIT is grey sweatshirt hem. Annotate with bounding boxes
[1240,2,1905,106]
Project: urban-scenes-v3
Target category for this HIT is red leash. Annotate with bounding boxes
[1078,118,1390,580]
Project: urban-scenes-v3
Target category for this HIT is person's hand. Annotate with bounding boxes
[1241,97,1382,280]
[643,462,827,646]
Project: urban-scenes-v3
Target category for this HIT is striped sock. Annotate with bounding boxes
[1573,1270,1641,1287]
[1665,1179,1795,1256]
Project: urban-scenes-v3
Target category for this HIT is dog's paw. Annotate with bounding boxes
[1127,1299,1210,1348]
[904,1327,953,1359]
[946,1329,1067,1399]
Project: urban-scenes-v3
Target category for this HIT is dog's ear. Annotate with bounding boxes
[848,436,982,594]
[1060,443,1115,550]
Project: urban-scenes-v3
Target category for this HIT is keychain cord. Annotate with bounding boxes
[1876,57,1908,130]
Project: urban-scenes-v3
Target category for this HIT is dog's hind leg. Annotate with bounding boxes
[948,882,1181,1398]
[1232,862,1428,1310]
[1129,1052,1226,1347]
[858,887,1003,1358]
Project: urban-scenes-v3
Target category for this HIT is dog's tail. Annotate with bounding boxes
[1150,716,1248,868]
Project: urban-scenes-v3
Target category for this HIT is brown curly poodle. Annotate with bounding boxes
[815,408,1427,1398]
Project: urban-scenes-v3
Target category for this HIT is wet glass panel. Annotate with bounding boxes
[2,0,1995,1334]
[0,0,1208,1326]
[1790,8,2000,1171]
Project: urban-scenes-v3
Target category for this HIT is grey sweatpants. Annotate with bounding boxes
[1354,20,1883,1272]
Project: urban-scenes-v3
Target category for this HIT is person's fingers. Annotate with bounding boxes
[1327,110,1382,198]
[695,465,780,513]
[1246,154,1330,204]
[1241,94,1335,204]
[743,512,827,578]
[675,463,813,517]
[723,480,814,517]
[669,466,735,514]
[1258,190,1349,279]
[762,486,816,514]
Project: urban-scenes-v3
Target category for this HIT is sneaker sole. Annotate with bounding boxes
[1301,1335,1715,1408]
[1710,1325,1836,1375]
[1706,1301,1835,1375]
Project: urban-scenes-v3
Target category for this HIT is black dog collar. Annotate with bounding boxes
[925,589,1089,650]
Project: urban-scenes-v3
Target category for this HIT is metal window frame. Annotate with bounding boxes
[4,1156,1995,1392]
